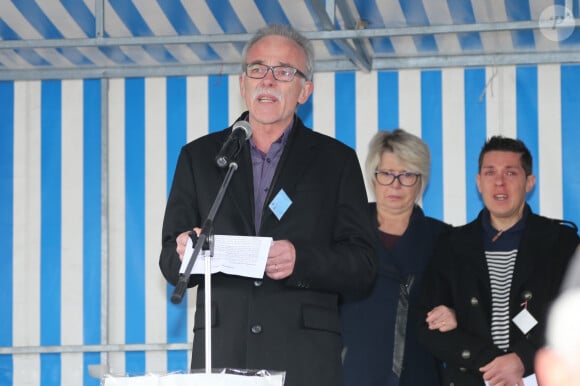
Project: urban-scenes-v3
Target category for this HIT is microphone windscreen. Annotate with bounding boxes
[233,120,252,140]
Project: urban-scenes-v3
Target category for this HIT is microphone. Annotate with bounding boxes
[215,121,252,168]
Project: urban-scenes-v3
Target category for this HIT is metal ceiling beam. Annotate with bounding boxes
[309,0,371,72]
[3,50,580,81]
[2,19,580,80]
[2,19,579,50]
[335,0,372,72]
[0,62,242,81]
[371,50,580,70]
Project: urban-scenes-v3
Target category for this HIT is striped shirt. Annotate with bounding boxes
[482,207,528,351]
[486,249,517,350]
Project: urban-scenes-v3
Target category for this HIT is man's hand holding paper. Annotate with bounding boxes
[264,240,296,280]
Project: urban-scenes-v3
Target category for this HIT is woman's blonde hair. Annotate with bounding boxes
[365,129,431,201]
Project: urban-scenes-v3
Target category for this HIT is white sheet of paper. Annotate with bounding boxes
[160,373,285,386]
[179,235,272,279]
[484,373,537,386]
[104,375,159,386]
[104,373,285,386]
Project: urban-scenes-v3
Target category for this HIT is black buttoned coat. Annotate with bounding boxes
[159,113,377,386]
[341,204,450,386]
[417,208,579,386]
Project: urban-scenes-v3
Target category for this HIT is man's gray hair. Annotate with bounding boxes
[241,24,314,80]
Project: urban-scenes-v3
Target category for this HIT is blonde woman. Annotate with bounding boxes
[341,129,450,386]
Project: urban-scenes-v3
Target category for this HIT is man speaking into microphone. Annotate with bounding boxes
[159,24,376,386]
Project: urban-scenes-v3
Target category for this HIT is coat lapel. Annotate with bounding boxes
[214,122,256,235]
[510,215,557,300]
[455,220,492,292]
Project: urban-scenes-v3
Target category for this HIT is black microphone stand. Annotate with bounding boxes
[171,161,239,304]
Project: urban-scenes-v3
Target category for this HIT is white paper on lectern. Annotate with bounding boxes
[103,373,285,386]
[160,373,285,386]
[103,374,159,386]
[179,235,272,279]
[484,373,537,386]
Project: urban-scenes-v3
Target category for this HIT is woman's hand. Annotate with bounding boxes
[426,305,457,332]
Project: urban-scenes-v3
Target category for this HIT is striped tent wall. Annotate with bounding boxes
[1,64,580,386]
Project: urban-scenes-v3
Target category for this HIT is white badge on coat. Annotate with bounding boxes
[512,308,538,334]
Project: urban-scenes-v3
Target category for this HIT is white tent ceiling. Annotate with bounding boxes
[1,0,580,81]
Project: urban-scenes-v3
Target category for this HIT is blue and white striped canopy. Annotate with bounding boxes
[2,0,580,80]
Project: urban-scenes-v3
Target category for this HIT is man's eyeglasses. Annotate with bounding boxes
[244,63,307,82]
[375,171,421,187]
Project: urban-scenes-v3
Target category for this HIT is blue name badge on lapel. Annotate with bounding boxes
[269,189,292,220]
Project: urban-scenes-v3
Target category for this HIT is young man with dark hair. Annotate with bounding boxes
[418,136,579,386]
